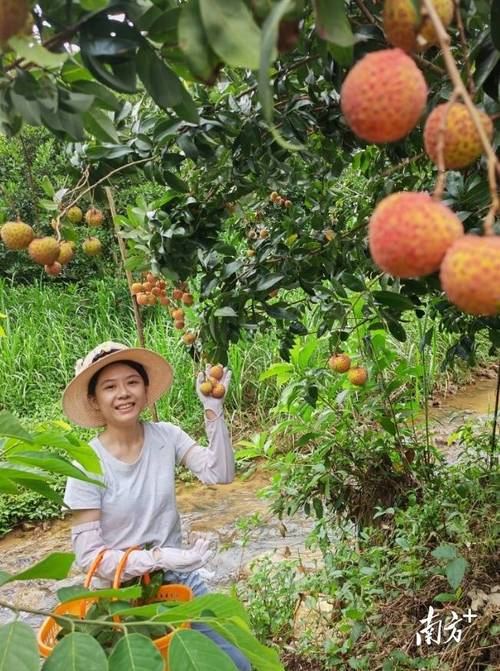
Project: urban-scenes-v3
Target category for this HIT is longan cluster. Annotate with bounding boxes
[328,353,368,386]
[131,272,197,345]
[269,191,292,208]
[198,364,226,398]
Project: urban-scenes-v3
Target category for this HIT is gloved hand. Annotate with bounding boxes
[156,538,212,573]
[196,364,232,415]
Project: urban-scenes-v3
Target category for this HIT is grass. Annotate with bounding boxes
[0,277,280,437]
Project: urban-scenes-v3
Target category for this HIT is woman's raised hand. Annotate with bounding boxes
[157,538,213,573]
[196,364,231,415]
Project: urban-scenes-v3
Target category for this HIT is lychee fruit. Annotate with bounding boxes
[348,367,368,386]
[423,103,493,170]
[369,192,463,278]
[182,293,194,306]
[28,237,60,265]
[57,241,75,265]
[131,282,143,295]
[160,296,171,306]
[172,288,183,300]
[247,249,256,257]
[172,308,184,320]
[324,229,336,242]
[340,48,428,143]
[383,0,454,53]
[136,293,149,306]
[0,220,34,250]
[85,207,104,227]
[82,237,102,256]
[209,364,224,380]
[174,320,185,329]
[284,200,292,208]
[0,0,29,44]
[440,236,500,316]
[270,192,279,202]
[328,354,351,373]
[182,332,197,345]
[199,381,213,396]
[260,228,269,239]
[67,206,83,224]
[211,383,226,399]
[44,261,62,277]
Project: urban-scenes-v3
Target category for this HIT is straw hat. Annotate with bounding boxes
[62,341,173,428]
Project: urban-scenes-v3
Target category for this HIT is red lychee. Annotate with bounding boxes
[440,236,500,316]
[424,103,493,170]
[383,0,454,53]
[28,237,60,265]
[340,48,428,144]
[369,192,463,278]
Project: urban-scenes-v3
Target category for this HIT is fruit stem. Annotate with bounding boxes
[453,0,475,97]
[421,0,499,236]
[432,89,460,201]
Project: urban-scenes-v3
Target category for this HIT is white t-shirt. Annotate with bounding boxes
[63,421,196,551]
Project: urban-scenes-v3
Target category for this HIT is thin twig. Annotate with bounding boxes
[421,0,499,236]
[433,89,460,201]
[354,0,377,24]
[454,0,475,97]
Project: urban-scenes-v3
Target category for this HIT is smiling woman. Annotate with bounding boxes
[61,340,250,671]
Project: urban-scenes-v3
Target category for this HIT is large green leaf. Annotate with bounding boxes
[108,633,164,671]
[73,80,121,111]
[0,622,39,671]
[258,0,291,122]
[0,411,33,443]
[9,37,68,68]
[84,107,119,143]
[8,452,103,485]
[178,0,220,83]
[0,553,75,587]
[41,632,107,671]
[313,0,355,47]
[80,0,109,10]
[208,618,284,671]
[136,46,183,110]
[57,584,142,604]
[31,432,102,474]
[168,629,239,671]
[446,557,469,590]
[200,0,261,69]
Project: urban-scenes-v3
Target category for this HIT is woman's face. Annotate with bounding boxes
[89,362,148,426]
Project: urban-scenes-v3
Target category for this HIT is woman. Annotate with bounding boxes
[62,340,251,670]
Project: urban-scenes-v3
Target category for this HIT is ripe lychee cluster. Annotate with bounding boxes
[132,272,198,345]
[383,0,454,52]
[269,191,292,208]
[328,353,368,386]
[199,364,226,398]
[66,206,104,227]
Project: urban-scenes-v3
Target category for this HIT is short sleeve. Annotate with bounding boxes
[156,421,197,466]
[63,468,103,511]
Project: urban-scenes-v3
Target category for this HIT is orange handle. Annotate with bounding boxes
[79,548,108,618]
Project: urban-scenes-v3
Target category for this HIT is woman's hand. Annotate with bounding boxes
[156,538,212,573]
[196,365,232,417]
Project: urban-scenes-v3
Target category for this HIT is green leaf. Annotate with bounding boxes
[386,318,407,342]
[169,629,239,670]
[207,618,284,671]
[256,274,285,292]
[372,291,415,312]
[108,633,164,671]
[40,176,55,197]
[258,0,292,122]
[9,37,68,68]
[178,0,221,83]
[492,0,500,51]
[200,0,262,70]
[8,452,103,485]
[328,42,353,67]
[136,46,183,110]
[72,80,121,111]
[41,632,107,671]
[80,0,109,10]
[0,621,39,671]
[57,584,142,604]
[84,108,119,143]
[446,557,468,590]
[313,0,355,47]
[431,545,457,561]
[163,171,190,193]
[0,553,74,587]
[214,307,238,318]
[0,411,33,443]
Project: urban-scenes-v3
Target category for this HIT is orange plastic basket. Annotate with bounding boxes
[38,546,192,666]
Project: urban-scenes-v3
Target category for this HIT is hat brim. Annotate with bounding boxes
[62,348,173,428]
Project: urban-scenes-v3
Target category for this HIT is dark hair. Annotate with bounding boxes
[87,359,149,397]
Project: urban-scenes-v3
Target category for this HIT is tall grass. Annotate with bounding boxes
[0,278,279,438]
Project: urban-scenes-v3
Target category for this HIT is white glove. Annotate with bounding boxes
[157,538,212,573]
[196,365,232,416]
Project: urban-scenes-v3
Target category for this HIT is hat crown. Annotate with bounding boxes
[75,341,129,375]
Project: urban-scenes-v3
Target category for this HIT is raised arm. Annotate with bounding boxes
[180,366,235,485]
